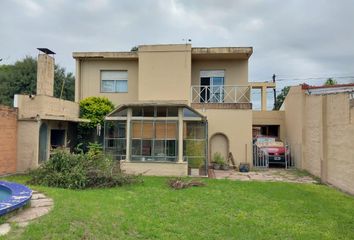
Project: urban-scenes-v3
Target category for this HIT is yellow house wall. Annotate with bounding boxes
[79,60,139,105]
[197,109,253,166]
[191,59,248,86]
[138,45,191,102]
[16,95,79,120]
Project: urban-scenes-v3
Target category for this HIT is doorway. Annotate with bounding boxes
[50,129,66,149]
[210,133,229,164]
[38,123,48,163]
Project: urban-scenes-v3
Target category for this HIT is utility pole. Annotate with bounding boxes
[273,74,276,109]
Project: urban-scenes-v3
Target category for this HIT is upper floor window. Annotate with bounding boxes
[101,70,128,93]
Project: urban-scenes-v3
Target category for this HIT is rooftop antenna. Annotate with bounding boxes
[182,38,192,44]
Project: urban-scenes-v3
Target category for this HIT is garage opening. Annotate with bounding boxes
[252,125,279,138]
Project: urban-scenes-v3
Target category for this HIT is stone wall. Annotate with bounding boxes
[0,105,17,175]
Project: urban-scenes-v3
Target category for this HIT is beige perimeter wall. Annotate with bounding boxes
[0,106,17,175]
[284,86,354,194]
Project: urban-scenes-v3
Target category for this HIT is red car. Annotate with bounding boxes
[253,136,288,165]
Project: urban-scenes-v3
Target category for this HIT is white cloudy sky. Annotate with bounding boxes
[1,0,354,97]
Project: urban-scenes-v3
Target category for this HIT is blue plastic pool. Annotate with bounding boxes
[0,186,11,201]
[0,181,32,216]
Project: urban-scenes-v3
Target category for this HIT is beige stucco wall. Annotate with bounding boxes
[138,44,191,102]
[120,161,188,176]
[17,120,40,172]
[284,86,354,194]
[78,60,139,105]
[283,86,305,168]
[252,111,286,141]
[197,109,253,166]
[191,59,248,86]
[325,94,354,194]
[15,95,79,120]
[303,95,322,176]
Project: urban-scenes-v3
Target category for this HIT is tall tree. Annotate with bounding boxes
[273,86,290,110]
[324,78,337,86]
[0,56,75,106]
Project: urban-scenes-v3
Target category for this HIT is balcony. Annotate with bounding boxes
[191,85,252,109]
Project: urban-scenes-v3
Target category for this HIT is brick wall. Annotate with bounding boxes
[0,105,17,175]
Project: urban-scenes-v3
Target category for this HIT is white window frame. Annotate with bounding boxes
[101,70,128,93]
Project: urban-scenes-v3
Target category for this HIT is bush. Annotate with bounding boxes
[213,152,225,165]
[28,144,141,189]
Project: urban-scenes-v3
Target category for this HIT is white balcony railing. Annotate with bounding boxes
[191,85,251,104]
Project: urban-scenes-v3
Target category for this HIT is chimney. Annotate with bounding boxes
[36,48,55,96]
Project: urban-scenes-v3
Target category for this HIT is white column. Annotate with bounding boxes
[178,107,184,163]
[125,108,132,162]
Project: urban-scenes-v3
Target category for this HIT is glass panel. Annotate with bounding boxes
[116,80,128,92]
[101,80,115,92]
[132,107,143,117]
[166,140,176,157]
[166,123,177,139]
[184,122,205,139]
[153,140,165,157]
[117,122,126,138]
[183,108,200,118]
[131,139,141,156]
[110,108,127,117]
[105,121,126,138]
[142,140,152,156]
[212,77,224,86]
[167,107,178,117]
[156,107,167,117]
[132,122,142,138]
[155,122,166,139]
[101,70,128,80]
[143,107,155,117]
[211,77,224,103]
[142,122,153,139]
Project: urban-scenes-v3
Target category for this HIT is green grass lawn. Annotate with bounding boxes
[1,175,354,240]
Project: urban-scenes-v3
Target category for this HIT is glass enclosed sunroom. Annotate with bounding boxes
[104,103,208,176]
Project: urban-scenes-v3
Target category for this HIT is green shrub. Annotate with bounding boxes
[213,152,225,165]
[28,145,141,189]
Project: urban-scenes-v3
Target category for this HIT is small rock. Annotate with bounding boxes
[30,199,54,208]
[31,193,46,200]
[8,206,51,223]
[0,223,11,236]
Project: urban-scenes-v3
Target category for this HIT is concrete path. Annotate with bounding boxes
[213,168,318,184]
[0,190,53,236]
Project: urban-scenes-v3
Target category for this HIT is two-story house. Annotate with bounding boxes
[73,44,275,176]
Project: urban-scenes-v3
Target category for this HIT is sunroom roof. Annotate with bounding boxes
[105,102,206,119]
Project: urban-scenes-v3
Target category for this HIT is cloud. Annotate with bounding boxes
[0,0,353,87]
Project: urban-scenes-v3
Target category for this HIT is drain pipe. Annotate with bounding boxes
[273,74,277,109]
